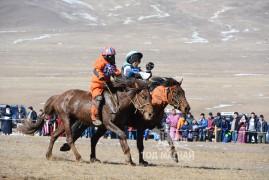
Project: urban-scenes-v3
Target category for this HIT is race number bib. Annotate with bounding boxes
[103,64,116,77]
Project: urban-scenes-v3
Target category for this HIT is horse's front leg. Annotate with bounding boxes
[107,122,135,166]
[166,130,178,163]
[151,127,178,163]
[137,128,148,166]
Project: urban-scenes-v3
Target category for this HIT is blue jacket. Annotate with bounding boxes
[198,118,208,132]
[122,62,141,78]
[180,125,191,137]
[256,120,268,133]
[220,121,230,133]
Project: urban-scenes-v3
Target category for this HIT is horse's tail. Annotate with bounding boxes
[17,117,45,135]
[17,95,59,135]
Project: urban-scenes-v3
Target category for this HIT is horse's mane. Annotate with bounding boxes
[149,76,180,87]
[148,76,180,91]
[109,76,148,92]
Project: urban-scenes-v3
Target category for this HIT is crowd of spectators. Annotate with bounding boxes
[1,105,268,144]
[166,110,268,144]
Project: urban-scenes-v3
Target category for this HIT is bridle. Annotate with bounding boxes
[126,90,151,114]
[166,86,186,109]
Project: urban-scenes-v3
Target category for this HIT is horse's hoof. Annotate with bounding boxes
[46,155,56,160]
[172,154,179,163]
[139,160,148,167]
[77,158,85,163]
[60,143,71,152]
[90,158,101,163]
[127,161,136,166]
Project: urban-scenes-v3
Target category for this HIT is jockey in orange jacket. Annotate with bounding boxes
[90,46,121,126]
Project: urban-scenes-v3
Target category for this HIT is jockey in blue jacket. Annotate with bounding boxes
[122,51,154,80]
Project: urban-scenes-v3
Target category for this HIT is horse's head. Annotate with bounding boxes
[130,81,154,121]
[166,79,190,114]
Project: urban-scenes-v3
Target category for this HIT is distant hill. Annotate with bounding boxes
[1,0,268,42]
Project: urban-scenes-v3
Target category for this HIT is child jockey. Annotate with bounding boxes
[122,51,154,80]
[90,46,121,126]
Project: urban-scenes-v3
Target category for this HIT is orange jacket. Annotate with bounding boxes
[91,56,121,84]
[177,116,185,130]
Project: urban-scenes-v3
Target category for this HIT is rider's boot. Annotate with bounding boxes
[91,95,103,126]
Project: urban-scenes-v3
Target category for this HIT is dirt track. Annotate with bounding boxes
[0,135,268,179]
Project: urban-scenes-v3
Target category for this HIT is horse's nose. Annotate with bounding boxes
[185,106,191,113]
[148,112,154,119]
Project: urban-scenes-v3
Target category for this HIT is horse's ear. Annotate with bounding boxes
[178,79,183,86]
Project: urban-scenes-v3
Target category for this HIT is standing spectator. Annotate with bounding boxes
[17,106,26,121]
[185,112,194,126]
[128,127,137,140]
[1,105,13,135]
[177,113,185,141]
[231,112,240,143]
[191,119,199,141]
[220,116,230,142]
[247,112,258,143]
[256,115,268,144]
[27,106,37,123]
[198,113,208,141]
[214,112,222,142]
[166,109,180,141]
[16,106,26,129]
[237,114,247,143]
[207,112,215,142]
[144,129,150,140]
[37,109,44,136]
[56,116,64,137]
[180,121,191,141]
[267,123,269,143]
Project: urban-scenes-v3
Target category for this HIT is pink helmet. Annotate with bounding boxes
[101,46,116,56]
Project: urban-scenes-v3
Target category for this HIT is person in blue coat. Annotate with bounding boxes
[1,105,13,135]
[180,121,191,141]
[220,116,230,142]
[198,113,208,141]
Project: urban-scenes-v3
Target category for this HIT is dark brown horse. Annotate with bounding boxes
[18,78,154,165]
[60,77,190,165]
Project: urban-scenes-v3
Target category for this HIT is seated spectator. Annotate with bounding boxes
[191,119,199,141]
[185,112,194,126]
[198,113,208,141]
[247,112,258,143]
[237,114,247,143]
[257,115,268,144]
[180,121,191,141]
[206,112,215,142]
[166,109,180,141]
[220,116,230,142]
[214,112,222,142]
[231,112,240,143]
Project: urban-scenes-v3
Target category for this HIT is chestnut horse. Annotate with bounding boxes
[18,78,154,165]
[60,77,190,165]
